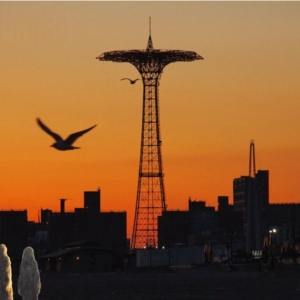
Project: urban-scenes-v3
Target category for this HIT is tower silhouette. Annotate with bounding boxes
[247,140,270,254]
[246,140,259,253]
[97,20,203,249]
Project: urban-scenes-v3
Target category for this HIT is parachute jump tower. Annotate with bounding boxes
[97,20,203,249]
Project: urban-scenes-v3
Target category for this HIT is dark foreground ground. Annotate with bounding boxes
[13,263,300,300]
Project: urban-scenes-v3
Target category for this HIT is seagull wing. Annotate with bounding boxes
[65,124,97,146]
[36,118,63,142]
[121,78,131,81]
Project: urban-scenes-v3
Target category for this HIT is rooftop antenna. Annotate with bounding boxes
[149,16,151,36]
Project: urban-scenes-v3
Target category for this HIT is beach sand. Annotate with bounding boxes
[12,263,300,300]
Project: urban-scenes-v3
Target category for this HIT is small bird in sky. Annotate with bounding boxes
[121,78,140,84]
[36,118,97,151]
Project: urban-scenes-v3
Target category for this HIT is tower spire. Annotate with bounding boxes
[249,140,256,178]
[146,17,154,52]
[247,140,260,254]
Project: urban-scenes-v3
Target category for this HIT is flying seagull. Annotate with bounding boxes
[36,118,96,151]
[121,78,140,84]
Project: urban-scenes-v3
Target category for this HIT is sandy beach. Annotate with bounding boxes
[12,263,300,300]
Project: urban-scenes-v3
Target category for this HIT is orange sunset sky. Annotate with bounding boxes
[1,1,300,239]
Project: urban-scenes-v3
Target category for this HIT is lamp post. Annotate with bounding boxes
[269,229,276,270]
[37,238,40,268]
[269,229,277,246]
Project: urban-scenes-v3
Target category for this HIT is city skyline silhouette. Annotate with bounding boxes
[1,2,300,239]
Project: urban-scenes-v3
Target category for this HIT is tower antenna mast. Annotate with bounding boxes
[97,21,203,249]
[247,140,260,253]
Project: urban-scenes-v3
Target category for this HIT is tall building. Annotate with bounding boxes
[217,196,231,232]
[218,196,243,238]
[41,190,127,252]
[158,210,190,248]
[268,203,300,245]
[189,199,217,236]
[255,170,269,239]
[233,170,269,253]
[233,176,250,232]
[158,198,227,247]
[84,189,101,212]
[0,210,27,255]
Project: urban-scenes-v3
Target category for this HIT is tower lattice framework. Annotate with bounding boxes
[97,30,203,249]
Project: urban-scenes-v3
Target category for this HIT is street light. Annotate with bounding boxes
[269,229,277,246]
[36,237,40,271]
[269,229,277,270]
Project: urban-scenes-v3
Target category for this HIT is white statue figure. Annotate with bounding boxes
[18,247,41,300]
[0,244,13,300]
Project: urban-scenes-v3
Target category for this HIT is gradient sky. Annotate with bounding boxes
[1,1,300,238]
